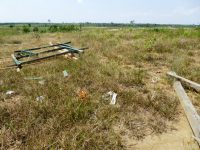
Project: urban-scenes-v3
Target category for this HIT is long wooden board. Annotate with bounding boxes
[173,81,200,145]
[168,71,200,93]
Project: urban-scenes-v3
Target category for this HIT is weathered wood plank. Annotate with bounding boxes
[173,81,200,145]
[168,71,200,93]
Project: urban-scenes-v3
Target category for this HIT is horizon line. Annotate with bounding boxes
[0,22,199,26]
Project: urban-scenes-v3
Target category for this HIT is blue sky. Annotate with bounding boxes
[0,0,200,24]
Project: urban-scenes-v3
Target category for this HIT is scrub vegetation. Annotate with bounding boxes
[0,25,200,149]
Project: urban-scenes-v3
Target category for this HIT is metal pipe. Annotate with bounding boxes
[20,51,74,65]
[14,42,71,52]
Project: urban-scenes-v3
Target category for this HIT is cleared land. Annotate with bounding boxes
[0,27,200,149]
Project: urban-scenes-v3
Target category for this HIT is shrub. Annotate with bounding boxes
[22,26,30,33]
[48,25,59,32]
[60,25,78,32]
[40,29,47,33]
[48,25,78,32]
[9,24,14,28]
[33,27,39,32]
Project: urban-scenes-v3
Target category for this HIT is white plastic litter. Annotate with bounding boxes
[17,68,20,72]
[38,80,45,85]
[103,91,118,105]
[110,93,117,105]
[6,91,15,95]
[36,96,45,102]
[63,70,69,77]
[24,77,43,80]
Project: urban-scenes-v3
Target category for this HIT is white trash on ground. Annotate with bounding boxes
[36,96,45,102]
[102,91,118,105]
[6,90,15,95]
[63,70,69,78]
[38,80,45,85]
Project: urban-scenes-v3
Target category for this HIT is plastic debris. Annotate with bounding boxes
[24,77,43,80]
[103,91,118,105]
[110,92,117,105]
[17,68,21,72]
[102,92,110,100]
[66,53,78,60]
[6,90,15,95]
[78,89,88,99]
[63,70,69,78]
[38,80,45,85]
[36,96,45,102]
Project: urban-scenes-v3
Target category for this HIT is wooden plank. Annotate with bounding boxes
[193,136,200,144]
[173,81,200,145]
[168,71,200,93]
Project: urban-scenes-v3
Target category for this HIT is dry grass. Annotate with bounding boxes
[0,27,200,149]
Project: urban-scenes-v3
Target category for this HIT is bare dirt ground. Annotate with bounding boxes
[131,116,198,150]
